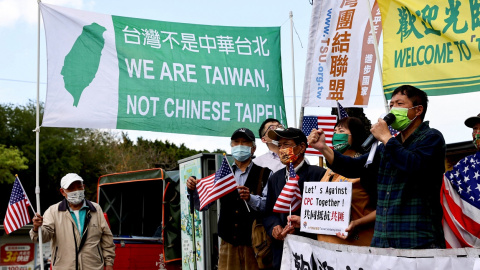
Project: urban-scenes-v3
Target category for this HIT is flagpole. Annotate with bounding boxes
[288,204,292,226]
[290,11,297,128]
[224,154,250,212]
[365,0,389,113]
[299,107,305,131]
[189,177,197,270]
[336,99,341,119]
[35,1,45,269]
[15,175,37,214]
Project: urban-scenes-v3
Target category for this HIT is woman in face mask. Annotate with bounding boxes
[317,117,377,246]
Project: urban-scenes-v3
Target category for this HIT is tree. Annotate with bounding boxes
[0,145,28,183]
[0,102,225,217]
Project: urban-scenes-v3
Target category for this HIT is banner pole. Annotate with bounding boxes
[289,11,297,128]
[35,1,44,270]
[299,107,305,131]
[365,0,389,113]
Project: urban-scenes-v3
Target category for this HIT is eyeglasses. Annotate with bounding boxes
[262,124,284,137]
[278,143,297,149]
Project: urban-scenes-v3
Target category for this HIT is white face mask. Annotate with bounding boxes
[66,190,85,205]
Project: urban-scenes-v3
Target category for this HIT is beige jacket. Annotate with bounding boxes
[30,199,115,270]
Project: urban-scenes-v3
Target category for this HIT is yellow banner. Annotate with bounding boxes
[379,0,480,98]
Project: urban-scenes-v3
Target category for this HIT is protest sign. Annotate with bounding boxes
[40,3,286,137]
[300,182,352,235]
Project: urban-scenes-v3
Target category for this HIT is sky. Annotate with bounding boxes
[0,0,478,164]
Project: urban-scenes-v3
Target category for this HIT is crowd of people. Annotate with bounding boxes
[28,85,480,270]
[186,85,480,270]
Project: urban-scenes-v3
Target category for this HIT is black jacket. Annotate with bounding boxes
[263,161,326,270]
[218,163,271,246]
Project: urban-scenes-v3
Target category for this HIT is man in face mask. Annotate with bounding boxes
[262,127,327,270]
[30,173,115,270]
[309,85,447,250]
[186,128,272,270]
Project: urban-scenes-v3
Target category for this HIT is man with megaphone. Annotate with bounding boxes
[308,85,446,250]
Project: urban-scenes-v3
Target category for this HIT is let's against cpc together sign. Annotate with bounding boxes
[300,182,352,235]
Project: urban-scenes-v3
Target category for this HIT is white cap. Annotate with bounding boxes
[60,173,84,189]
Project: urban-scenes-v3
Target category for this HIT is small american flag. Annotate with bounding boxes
[197,156,237,210]
[441,152,480,248]
[302,115,337,156]
[273,163,302,213]
[3,177,32,234]
[336,100,349,120]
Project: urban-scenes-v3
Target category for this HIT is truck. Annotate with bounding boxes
[97,168,182,270]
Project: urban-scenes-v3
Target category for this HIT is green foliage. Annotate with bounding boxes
[0,145,28,184]
[0,102,224,216]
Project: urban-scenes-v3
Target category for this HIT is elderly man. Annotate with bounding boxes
[187,128,272,270]
[253,118,285,172]
[466,113,480,151]
[309,85,446,249]
[263,127,326,270]
[30,173,115,270]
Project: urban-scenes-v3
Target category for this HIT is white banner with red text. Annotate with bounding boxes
[302,0,382,107]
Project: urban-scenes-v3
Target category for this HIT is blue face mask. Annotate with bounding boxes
[231,145,252,162]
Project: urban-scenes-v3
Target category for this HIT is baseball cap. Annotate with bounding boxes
[267,127,307,146]
[231,128,255,141]
[465,113,480,128]
[60,173,84,189]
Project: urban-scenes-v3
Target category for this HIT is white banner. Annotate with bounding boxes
[300,182,352,235]
[282,235,480,270]
[302,0,382,107]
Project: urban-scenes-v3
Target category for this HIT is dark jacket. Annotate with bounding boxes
[218,163,271,246]
[329,121,446,249]
[190,162,271,246]
[263,161,326,270]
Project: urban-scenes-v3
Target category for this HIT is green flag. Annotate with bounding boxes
[40,3,286,137]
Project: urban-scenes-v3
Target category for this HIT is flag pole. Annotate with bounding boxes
[365,0,389,113]
[224,154,250,212]
[336,99,341,119]
[290,11,297,128]
[35,1,45,269]
[189,178,197,270]
[15,175,37,214]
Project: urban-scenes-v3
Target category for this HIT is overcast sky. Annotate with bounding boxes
[0,0,477,162]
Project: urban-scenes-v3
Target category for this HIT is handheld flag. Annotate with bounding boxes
[441,153,480,248]
[3,177,32,234]
[196,156,237,210]
[273,163,302,213]
[302,115,337,156]
[336,100,349,120]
